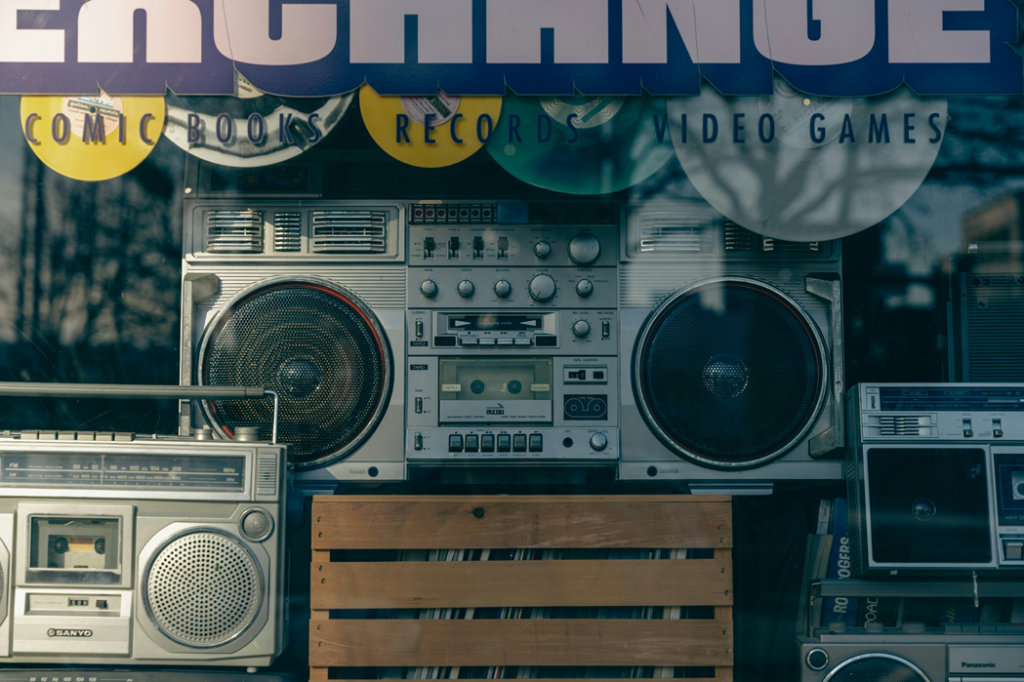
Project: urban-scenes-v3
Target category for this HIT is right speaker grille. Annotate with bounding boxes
[144,531,262,648]
[823,654,930,682]
[634,278,827,469]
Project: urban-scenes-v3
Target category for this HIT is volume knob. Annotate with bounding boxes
[457,280,475,298]
[568,233,601,265]
[528,274,557,302]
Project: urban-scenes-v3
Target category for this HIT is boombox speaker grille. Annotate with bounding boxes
[145,531,262,648]
[822,654,930,682]
[199,278,391,470]
[635,278,828,469]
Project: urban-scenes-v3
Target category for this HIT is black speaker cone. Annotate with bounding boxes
[198,278,392,470]
[634,278,828,469]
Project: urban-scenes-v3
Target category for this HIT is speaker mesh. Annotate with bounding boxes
[145,531,262,647]
[635,279,826,468]
[823,655,930,682]
[200,280,390,470]
[240,509,273,542]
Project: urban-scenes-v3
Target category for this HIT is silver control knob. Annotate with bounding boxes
[534,241,552,259]
[457,280,475,298]
[576,279,594,297]
[494,280,512,298]
[568,233,601,265]
[528,274,557,302]
[572,320,591,338]
[590,433,608,451]
[420,279,439,298]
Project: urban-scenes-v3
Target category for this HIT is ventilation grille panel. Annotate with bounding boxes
[724,222,755,252]
[965,274,1024,380]
[256,453,277,496]
[877,415,933,436]
[311,211,387,253]
[145,531,262,647]
[639,211,713,253]
[206,211,264,253]
[273,213,301,252]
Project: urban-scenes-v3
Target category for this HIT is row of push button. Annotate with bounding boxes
[461,337,533,347]
[449,433,543,453]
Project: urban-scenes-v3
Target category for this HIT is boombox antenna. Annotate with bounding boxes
[0,383,279,444]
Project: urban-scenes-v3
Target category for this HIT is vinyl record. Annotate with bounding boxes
[360,85,502,168]
[487,95,674,195]
[165,72,353,168]
[21,94,165,182]
[668,81,947,241]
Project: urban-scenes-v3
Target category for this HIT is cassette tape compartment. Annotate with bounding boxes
[310,495,734,681]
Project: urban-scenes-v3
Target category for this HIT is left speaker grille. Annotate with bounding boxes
[199,279,391,470]
[145,531,262,648]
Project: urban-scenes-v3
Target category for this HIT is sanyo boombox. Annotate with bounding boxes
[180,160,845,488]
[847,384,1024,573]
[0,383,288,670]
[798,626,1024,682]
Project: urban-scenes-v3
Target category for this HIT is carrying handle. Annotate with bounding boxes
[0,383,279,444]
[805,276,845,459]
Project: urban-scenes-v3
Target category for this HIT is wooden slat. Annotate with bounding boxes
[310,550,332,680]
[311,558,732,609]
[312,496,732,550]
[310,619,733,668]
[714,548,733,679]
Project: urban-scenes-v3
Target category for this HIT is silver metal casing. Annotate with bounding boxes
[0,435,288,668]
[618,202,845,490]
[797,630,1024,682]
[847,383,1024,573]
[181,198,406,486]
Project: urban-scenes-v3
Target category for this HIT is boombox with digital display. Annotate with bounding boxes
[847,383,1024,573]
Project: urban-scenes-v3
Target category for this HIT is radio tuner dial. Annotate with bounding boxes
[576,279,594,297]
[528,274,557,302]
[590,433,608,451]
[572,320,591,338]
[420,279,439,298]
[494,279,513,298]
[568,233,601,265]
[457,280,476,298]
[534,241,552,259]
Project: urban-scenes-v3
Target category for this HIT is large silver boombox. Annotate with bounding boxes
[180,164,846,489]
[0,384,288,669]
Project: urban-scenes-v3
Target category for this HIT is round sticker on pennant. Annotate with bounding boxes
[361,85,503,169]
[401,93,461,127]
[22,95,165,182]
[164,71,354,169]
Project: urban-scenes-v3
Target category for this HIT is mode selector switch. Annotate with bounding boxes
[963,419,974,438]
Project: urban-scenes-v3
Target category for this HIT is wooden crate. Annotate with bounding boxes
[310,495,733,681]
